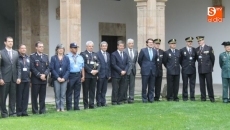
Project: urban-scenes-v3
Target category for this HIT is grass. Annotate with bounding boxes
[1,96,230,130]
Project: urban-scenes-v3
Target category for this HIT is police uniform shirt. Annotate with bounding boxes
[67,52,84,73]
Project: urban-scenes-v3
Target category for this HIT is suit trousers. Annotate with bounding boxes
[96,78,108,106]
[82,78,97,109]
[141,73,155,102]
[0,81,16,117]
[199,73,214,101]
[222,78,230,101]
[167,74,180,100]
[154,76,162,100]
[111,76,127,104]
[182,73,196,100]
[66,73,81,110]
[125,70,136,101]
[31,84,46,114]
[54,80,67,110]
[16,82,29,116]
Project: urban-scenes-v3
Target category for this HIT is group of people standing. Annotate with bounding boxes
[0,35,229,118]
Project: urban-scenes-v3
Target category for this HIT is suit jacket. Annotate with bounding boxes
[97,50,111,78]
[219,52,230,78]
[111,50,129,78]
[196,44,215,74]
[138,48,158,76]
[124,48,138,75]
[155,49,164,77]
[180,47,197,74]
[80,50,100,78]
[30,52,49,84]
[0,48,21,82]
[163,49,181,75]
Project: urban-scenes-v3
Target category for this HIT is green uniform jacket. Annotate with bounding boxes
[219,52,230,78]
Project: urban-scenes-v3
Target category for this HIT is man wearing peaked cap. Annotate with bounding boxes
[219,41,230,103]
[153,38,164,101]
[195,36,215,102]
[163,39,181,101]
[180,37,197,101]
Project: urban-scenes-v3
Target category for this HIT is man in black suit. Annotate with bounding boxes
[138,38,158,103]
[80,41,100,109]
[111,40,129,105]
[153,38,164,101]
[163,39,181,101]
[96,41,111,107]
[124,38,138,103]
[30,41,49,114]
[0,36,21,118]
[195,36,215,102]
[180,37,197,101]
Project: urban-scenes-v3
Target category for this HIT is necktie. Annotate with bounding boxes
[130,49,134,60]
[157,50,159,56]
[120,52,123,60]
[149,48,153,61]
[103,52,107,62]
[189,48,191,54]
[90,52,93,58]
[8,51,12,60]
[200,47,203,51]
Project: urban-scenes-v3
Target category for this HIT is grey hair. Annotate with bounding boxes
[55,44,65,55]
[117,40,124,46]
[86,41,94,46]
[127,38,134,44]
[100,41,108,47]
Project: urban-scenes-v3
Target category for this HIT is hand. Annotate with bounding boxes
[40,74,46,81]
[61,78,65,82]
[57,77,62,82]
[108,77,111,80]
[0,79,5,86]
[91,70,98,75]
[121,71,126,75]
[81,77,85,82]
[16,79,21,84]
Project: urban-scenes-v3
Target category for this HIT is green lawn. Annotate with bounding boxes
[1,98,230,130]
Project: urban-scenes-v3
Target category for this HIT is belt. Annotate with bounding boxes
[70,72,80,74]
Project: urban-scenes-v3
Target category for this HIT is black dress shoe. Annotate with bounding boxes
[74,108,80,111]
[210,99,215,102]
[22,114,29,116]
[128,100,134,104]
[190,98,195,101]
[117,102,122,105]
[17,114,22,117]
[101,104,107,107]
[97,104,101,107]
[201,99,206,101]
[9,114,17,117]
[174,99,179,102]
[89,106,95,109]
[183,99,188,101]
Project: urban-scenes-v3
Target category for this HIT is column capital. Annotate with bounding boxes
[156,0,167,2]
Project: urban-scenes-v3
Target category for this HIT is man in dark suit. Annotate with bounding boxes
[195,36,215,102]
[138,38,158,103]
[0,36,21,118]
[163,39,181,101]
[153,38,164,101]
[111,40,129,105]
[30,41,49,114]
[124,38,138,103]
[180,37,197,101]
[80,41,100,109]
[96,41,111,107]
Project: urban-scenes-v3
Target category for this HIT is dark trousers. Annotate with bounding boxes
[82,78,97,109]
[222,78,230,101]
[154,76,162,100]
[111,75,127,104]
[182,73,196,100]
[167,74,180,100]
[199,72,214,101]
[16,82,29,115]
[141,73,155,102]
[125,71,136,101]
[96,78,108,106]
[66,73,81,110]
[31,84,46,114]
[0,81,16,117]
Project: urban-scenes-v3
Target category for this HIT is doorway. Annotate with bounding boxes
[101,35,126,54]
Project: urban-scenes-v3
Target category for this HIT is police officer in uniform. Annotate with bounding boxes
[153,38,164,101]
[219,41,230,103]
[180,37,197,101]
[66,43,85,110]
[80,41,100,109]
[195,36,215,102]
[163,39,181,101]
[30,41,49,114]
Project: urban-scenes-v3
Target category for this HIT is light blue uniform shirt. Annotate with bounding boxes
[67,52,84,73]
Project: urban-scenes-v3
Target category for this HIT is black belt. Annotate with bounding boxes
[70,72,80,74]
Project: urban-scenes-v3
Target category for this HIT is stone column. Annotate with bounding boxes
[134,0,148,77]
[60,0,81,52]
[17,0,32,53]
[147,0,157,39]
[156,0,167,98]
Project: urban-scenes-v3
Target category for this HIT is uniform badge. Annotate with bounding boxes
[27,59,30,62]
[184,52,186,55]
[86,54,88,58]
[94,56,97,59]
[169,53,171,56]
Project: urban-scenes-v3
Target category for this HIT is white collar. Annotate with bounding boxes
[5,48,12,51]
[101,50,106,54]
